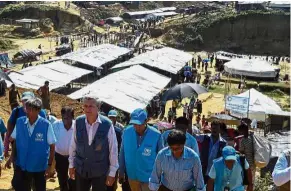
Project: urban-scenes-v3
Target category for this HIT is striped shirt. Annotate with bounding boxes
[149,147,205,191]
[239,136,254,167]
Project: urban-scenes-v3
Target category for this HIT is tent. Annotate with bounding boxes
[224,58,278,79]
[69,65,171,113]
[7,61,92,90]
[112,47,193,74]
[230,88,283,121]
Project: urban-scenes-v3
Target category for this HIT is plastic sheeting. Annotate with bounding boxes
[224,58,277,78]
[61,44,132,68]
[69,65,171,113]
[8,61,92,90]
[112,47,193,74]
[230,88,283,121]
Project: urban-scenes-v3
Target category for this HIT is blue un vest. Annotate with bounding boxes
[124,125,161,182]
[213,156,245,191]
[74,114,112,178]
[16,116,50,172]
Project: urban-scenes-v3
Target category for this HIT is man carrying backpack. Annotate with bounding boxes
[195,120,227,183]
[207,146,253,191]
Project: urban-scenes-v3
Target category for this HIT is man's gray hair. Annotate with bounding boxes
[25,97,42,110]
[82,95,102,109]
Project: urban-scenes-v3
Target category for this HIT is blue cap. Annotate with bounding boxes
[222,146,237,161]
[21,91,35,101]
[129,108,147,125]
[108,110,118,117]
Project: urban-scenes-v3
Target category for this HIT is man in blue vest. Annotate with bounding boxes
[195,120,227,183]
[207,146,253,191]
[161,116,199,155]
[0,132,3,177]
[119,108,162,191]
[68,96,119,191]
[4,91,47,158]
[9,98,56,191]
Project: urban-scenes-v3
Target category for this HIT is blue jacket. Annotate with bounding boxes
[16,116,50,172]
[213,156,246,191]
[123,125,161,182]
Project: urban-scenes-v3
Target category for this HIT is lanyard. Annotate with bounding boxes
[224,162,234,186]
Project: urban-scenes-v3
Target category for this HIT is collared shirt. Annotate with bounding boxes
[48,115,58,124]
[161,130,199,155]
[53,120,74,156]
[196,135,227,175]
[272,150,291,186]
[68,115,119,177]
[208,159,249,191]
[149,147,205,191]
[119,125,163,177]
[11,116,56,145]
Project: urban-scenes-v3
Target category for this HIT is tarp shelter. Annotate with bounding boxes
[7,61,92,90]
[0,53,14,67]
[105,17,123,25]
[230,88,283,121]
[60,44,132,69]
[122,9,163,19]
[69,65,171,113]
[112,47,193,74]
[152,11,178,17]
[224,58,278,78]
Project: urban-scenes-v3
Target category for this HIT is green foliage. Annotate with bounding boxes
[0,38,17,50]
[254,173,275,191]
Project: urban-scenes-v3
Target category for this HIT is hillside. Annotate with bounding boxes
[161,10,290,56]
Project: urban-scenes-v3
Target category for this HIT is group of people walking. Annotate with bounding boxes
[0,91,290,191]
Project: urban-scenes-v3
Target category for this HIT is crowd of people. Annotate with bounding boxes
[0,90,290,191]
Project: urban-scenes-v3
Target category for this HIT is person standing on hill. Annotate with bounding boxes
[9,84,21,111]
[37,81,51,111]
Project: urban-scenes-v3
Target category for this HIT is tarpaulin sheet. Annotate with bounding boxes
[8,61,92,90]
[112,47,193,74]
[224,58,277,78]
[230,88,283,121]
[61,44,132,68]
[69,65,171,113]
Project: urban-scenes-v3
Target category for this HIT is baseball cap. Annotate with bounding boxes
[129,108,147,125]
[21,91,35,101]
[108,110,118,117]
[222,146,237,161]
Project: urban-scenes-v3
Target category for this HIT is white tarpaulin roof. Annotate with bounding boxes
[69,65,171,113]
[61,44,132,68]
[8,61,92,90]
[224,58,278,78]
[153,12,178,17]
[230,88,283,121]
[112,47,193,74]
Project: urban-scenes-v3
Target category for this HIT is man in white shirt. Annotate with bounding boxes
[69,96,118,191]
[272,149,291,191]
[53,106,75,191]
